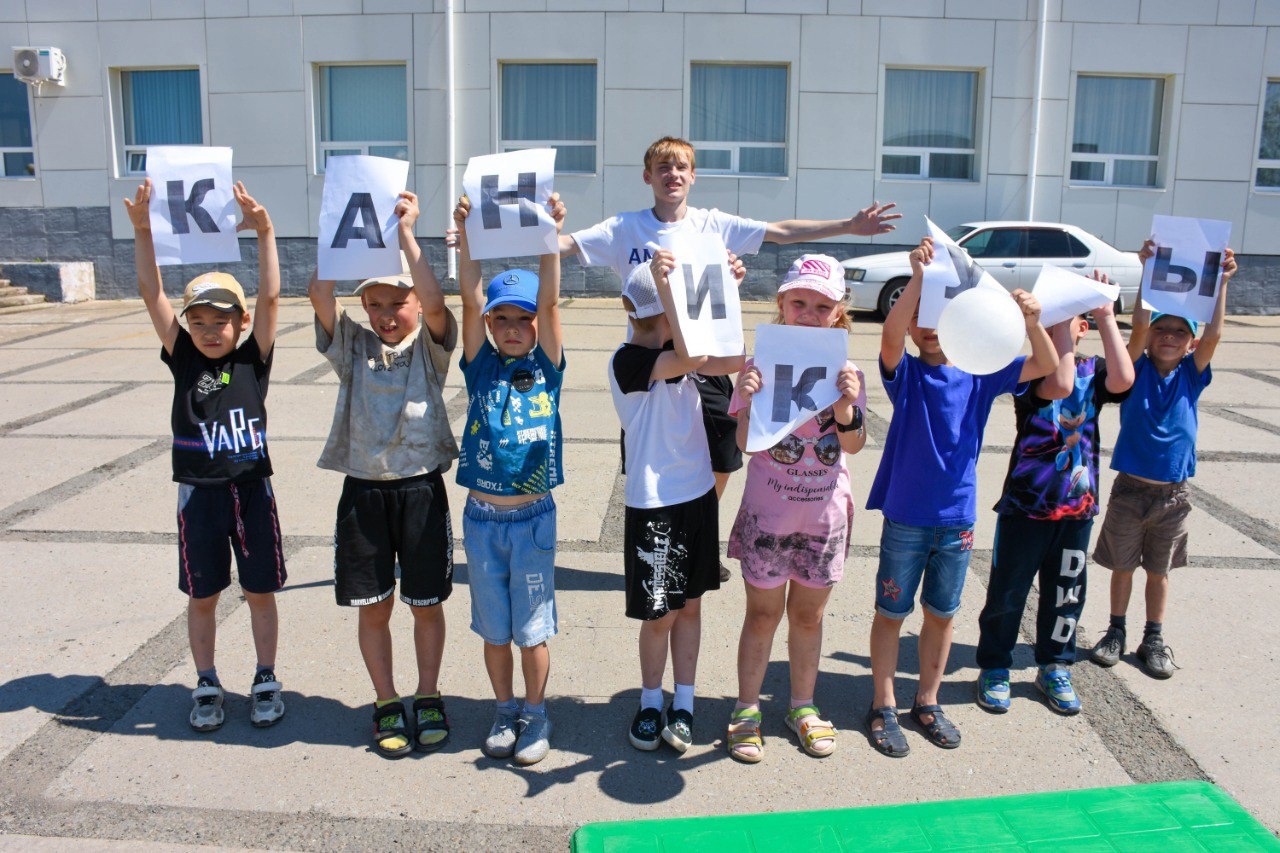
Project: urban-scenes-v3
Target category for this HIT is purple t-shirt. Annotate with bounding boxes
[866,353,1025,526]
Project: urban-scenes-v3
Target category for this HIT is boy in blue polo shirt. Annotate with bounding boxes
[1090,240,1237,679]
[864,236,1058,757]
[451,193,566,765]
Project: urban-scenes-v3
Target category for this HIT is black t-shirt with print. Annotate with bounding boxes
[162,328,274,485]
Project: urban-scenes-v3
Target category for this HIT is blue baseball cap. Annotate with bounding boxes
[483,269,539,314]
[1150,311,1199,337]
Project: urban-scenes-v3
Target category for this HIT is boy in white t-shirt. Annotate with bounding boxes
[608,253,744,755]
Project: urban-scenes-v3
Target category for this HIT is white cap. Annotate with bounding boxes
[621,263,664,320]
[777,254,846,302]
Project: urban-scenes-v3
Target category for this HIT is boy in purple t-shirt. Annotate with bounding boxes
[863,236,1058,758]
[1089,240,1237,679]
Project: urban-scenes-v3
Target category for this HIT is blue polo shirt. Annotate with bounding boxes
[1111,353,1209,483]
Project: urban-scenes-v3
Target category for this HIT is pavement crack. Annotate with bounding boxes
[0,381,143,435]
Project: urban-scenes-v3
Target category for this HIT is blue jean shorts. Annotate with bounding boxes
[463,494,558,647]
[874,519,975,619]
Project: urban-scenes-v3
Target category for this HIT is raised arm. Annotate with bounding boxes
[1014,289,1059,383]
[451,195,487,363]
[233,182,279,358]
[308,269,338,339]
[538,193,566,366]
[1128,239,1155,364]
[123,179,179,354]
[395,191,449,345]
[1090,277,1134,394]
[765,200,900,244]
[557,233,579,258]
[1194,247,1235,373]
[1036,319,1078,401]
[882,237,931,373]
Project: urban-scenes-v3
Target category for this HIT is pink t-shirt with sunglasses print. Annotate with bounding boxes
[727,359,866,589]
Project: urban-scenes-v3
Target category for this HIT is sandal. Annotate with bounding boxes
[413,695,450,752]
[785,705,837,757]
[910,702,961,749]
[372,701,412,758]
[726,707,764,763]
[864,706,909,758]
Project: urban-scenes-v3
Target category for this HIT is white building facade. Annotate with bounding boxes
[1,0,1277,309]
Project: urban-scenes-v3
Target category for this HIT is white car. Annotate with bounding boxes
[840,221,1142,318]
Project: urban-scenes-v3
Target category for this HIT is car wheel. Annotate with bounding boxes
[1114,295,1126,316]
[878,278,910,319]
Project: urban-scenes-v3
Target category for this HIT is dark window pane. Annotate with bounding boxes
[322,66,406,142]
[882,153,921,175]
[1260,81,1280,160]
[502,63,596,142]
[1026,229,1072,258]
[739,147,784,175]
[368,145,409,161]
[553,144,595,173]
[1066,234,1091,258]
[929,151,973,179]
[691,64,787,143]
[3,151,33,176]
[1073,75,1163,156]
[1113,159,1157,187]
[122,69,202,146]
[1257,167,1280,187]
[964,228,1023,258]
[1070,160,1105,182]
[699,149,732,170]
[883,69,977,149]
[0,73,32,148]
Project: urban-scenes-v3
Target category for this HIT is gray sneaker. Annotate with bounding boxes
[1089,626,1126,667]
[513,712,552,766]
[483,707,520,759]
[1136,633,1178,679]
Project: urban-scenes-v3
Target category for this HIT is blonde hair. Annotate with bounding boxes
[644,136,696,172]
[773,294,853,332]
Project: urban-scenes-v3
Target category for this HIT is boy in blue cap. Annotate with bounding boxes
[1090,240,1237,679]
[452,192,566,765]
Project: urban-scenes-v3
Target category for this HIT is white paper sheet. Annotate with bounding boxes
[746,324,849,453]
[317,155,409,281]
[1032,264,1121,328]
[918,216,1004,328]
[461,149,558,261]
[146,146,239,267]
[658,232,744,358]
[1139,215,1232,325]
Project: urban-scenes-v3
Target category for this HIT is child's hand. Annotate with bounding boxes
[233,181,272,233]
[123,178,153,232]
[1221,247,1237,282]
[446,194,470,250]
[908,237,934,274]
[837,362,861,402]
[649,248,676,288]
[1137,238,1157,264]
[395,191,420,232]
[736,364,762,402]
[548,192,565,234]
[728,252,746,284]
[1012,288,1042,329]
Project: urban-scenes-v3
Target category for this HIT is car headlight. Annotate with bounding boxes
[844,268,865,282]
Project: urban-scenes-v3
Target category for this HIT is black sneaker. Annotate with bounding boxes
[249,670,285,727]
[1089,626,1126,667]
[718,562,731,583]
[662,708,694,753]
[1136,633,1178,679]
[629,707,662,751]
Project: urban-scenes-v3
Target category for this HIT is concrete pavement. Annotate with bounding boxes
[1,297,1278,850]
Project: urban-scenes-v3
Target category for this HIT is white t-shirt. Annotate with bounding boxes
[572,206,767,279]
[609,342,714,509]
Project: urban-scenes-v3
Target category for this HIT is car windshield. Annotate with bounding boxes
[945,224,976,242]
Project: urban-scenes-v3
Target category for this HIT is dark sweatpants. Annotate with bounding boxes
[976,514,1091,670]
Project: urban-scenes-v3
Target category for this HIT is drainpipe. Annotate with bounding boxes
[1025,0,1048,220]
[446,0,457,281]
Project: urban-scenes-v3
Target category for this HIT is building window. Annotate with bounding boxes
[1070,74,1163,188]
[690,63,787,176]
[500,62,597,174]
[316,64,408,172]
[881,68,978,181]
[120,69,203,175]
[1256,80,1280,189]
[0,73,33,178]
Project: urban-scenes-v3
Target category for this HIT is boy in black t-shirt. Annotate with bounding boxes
[125,178,287,733]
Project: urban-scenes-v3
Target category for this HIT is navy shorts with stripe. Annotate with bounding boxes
[177,479,287,599]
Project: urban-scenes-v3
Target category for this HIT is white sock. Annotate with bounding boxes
[640,686,664,710]
[673,682,695,714]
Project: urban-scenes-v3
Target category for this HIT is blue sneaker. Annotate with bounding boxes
[976,669,1011,713]
[1036,664,1082,715]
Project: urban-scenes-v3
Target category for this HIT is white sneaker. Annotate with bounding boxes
[249,671,285,727]
[190,678,225,732]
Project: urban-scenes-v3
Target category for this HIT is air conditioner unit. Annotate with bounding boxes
[12,47,66,86]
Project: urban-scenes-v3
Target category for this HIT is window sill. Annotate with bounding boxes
[1065,183,1167,192]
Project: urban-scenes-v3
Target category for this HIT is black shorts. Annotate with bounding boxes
[694,373,743,474]
[334,471,454,608]
[623,488,720,620]
[177,479,287,599]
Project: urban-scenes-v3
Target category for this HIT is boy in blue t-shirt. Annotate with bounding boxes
[975,285,1134,717]
[451,193,566,766]
[1089,241,1237,679]
[864,236,1058,757]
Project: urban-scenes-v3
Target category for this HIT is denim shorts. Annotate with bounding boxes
[463,494,558,647]
[874,519,975,619]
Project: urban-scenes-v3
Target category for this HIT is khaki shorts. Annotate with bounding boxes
[1093,473,1191,576]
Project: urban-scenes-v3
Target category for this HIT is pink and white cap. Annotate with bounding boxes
[777,254,846,302]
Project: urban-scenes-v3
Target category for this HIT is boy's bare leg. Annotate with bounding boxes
[242,590,278,669]
[410,603,445,696]
[520,642,550,705]
[1109,569,1135,618]
[869,612,903,731]
[638,611,677,689]
[188,593,221,672]
[1143,570,1169,624]
[483,641,515,703]
[669,597,703,686]
[785,584,833,704]
[913,610,954,723]
[737,584,785,704]
[357,597,397,701]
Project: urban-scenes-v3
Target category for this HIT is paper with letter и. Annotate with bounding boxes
[658,232,744,358]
